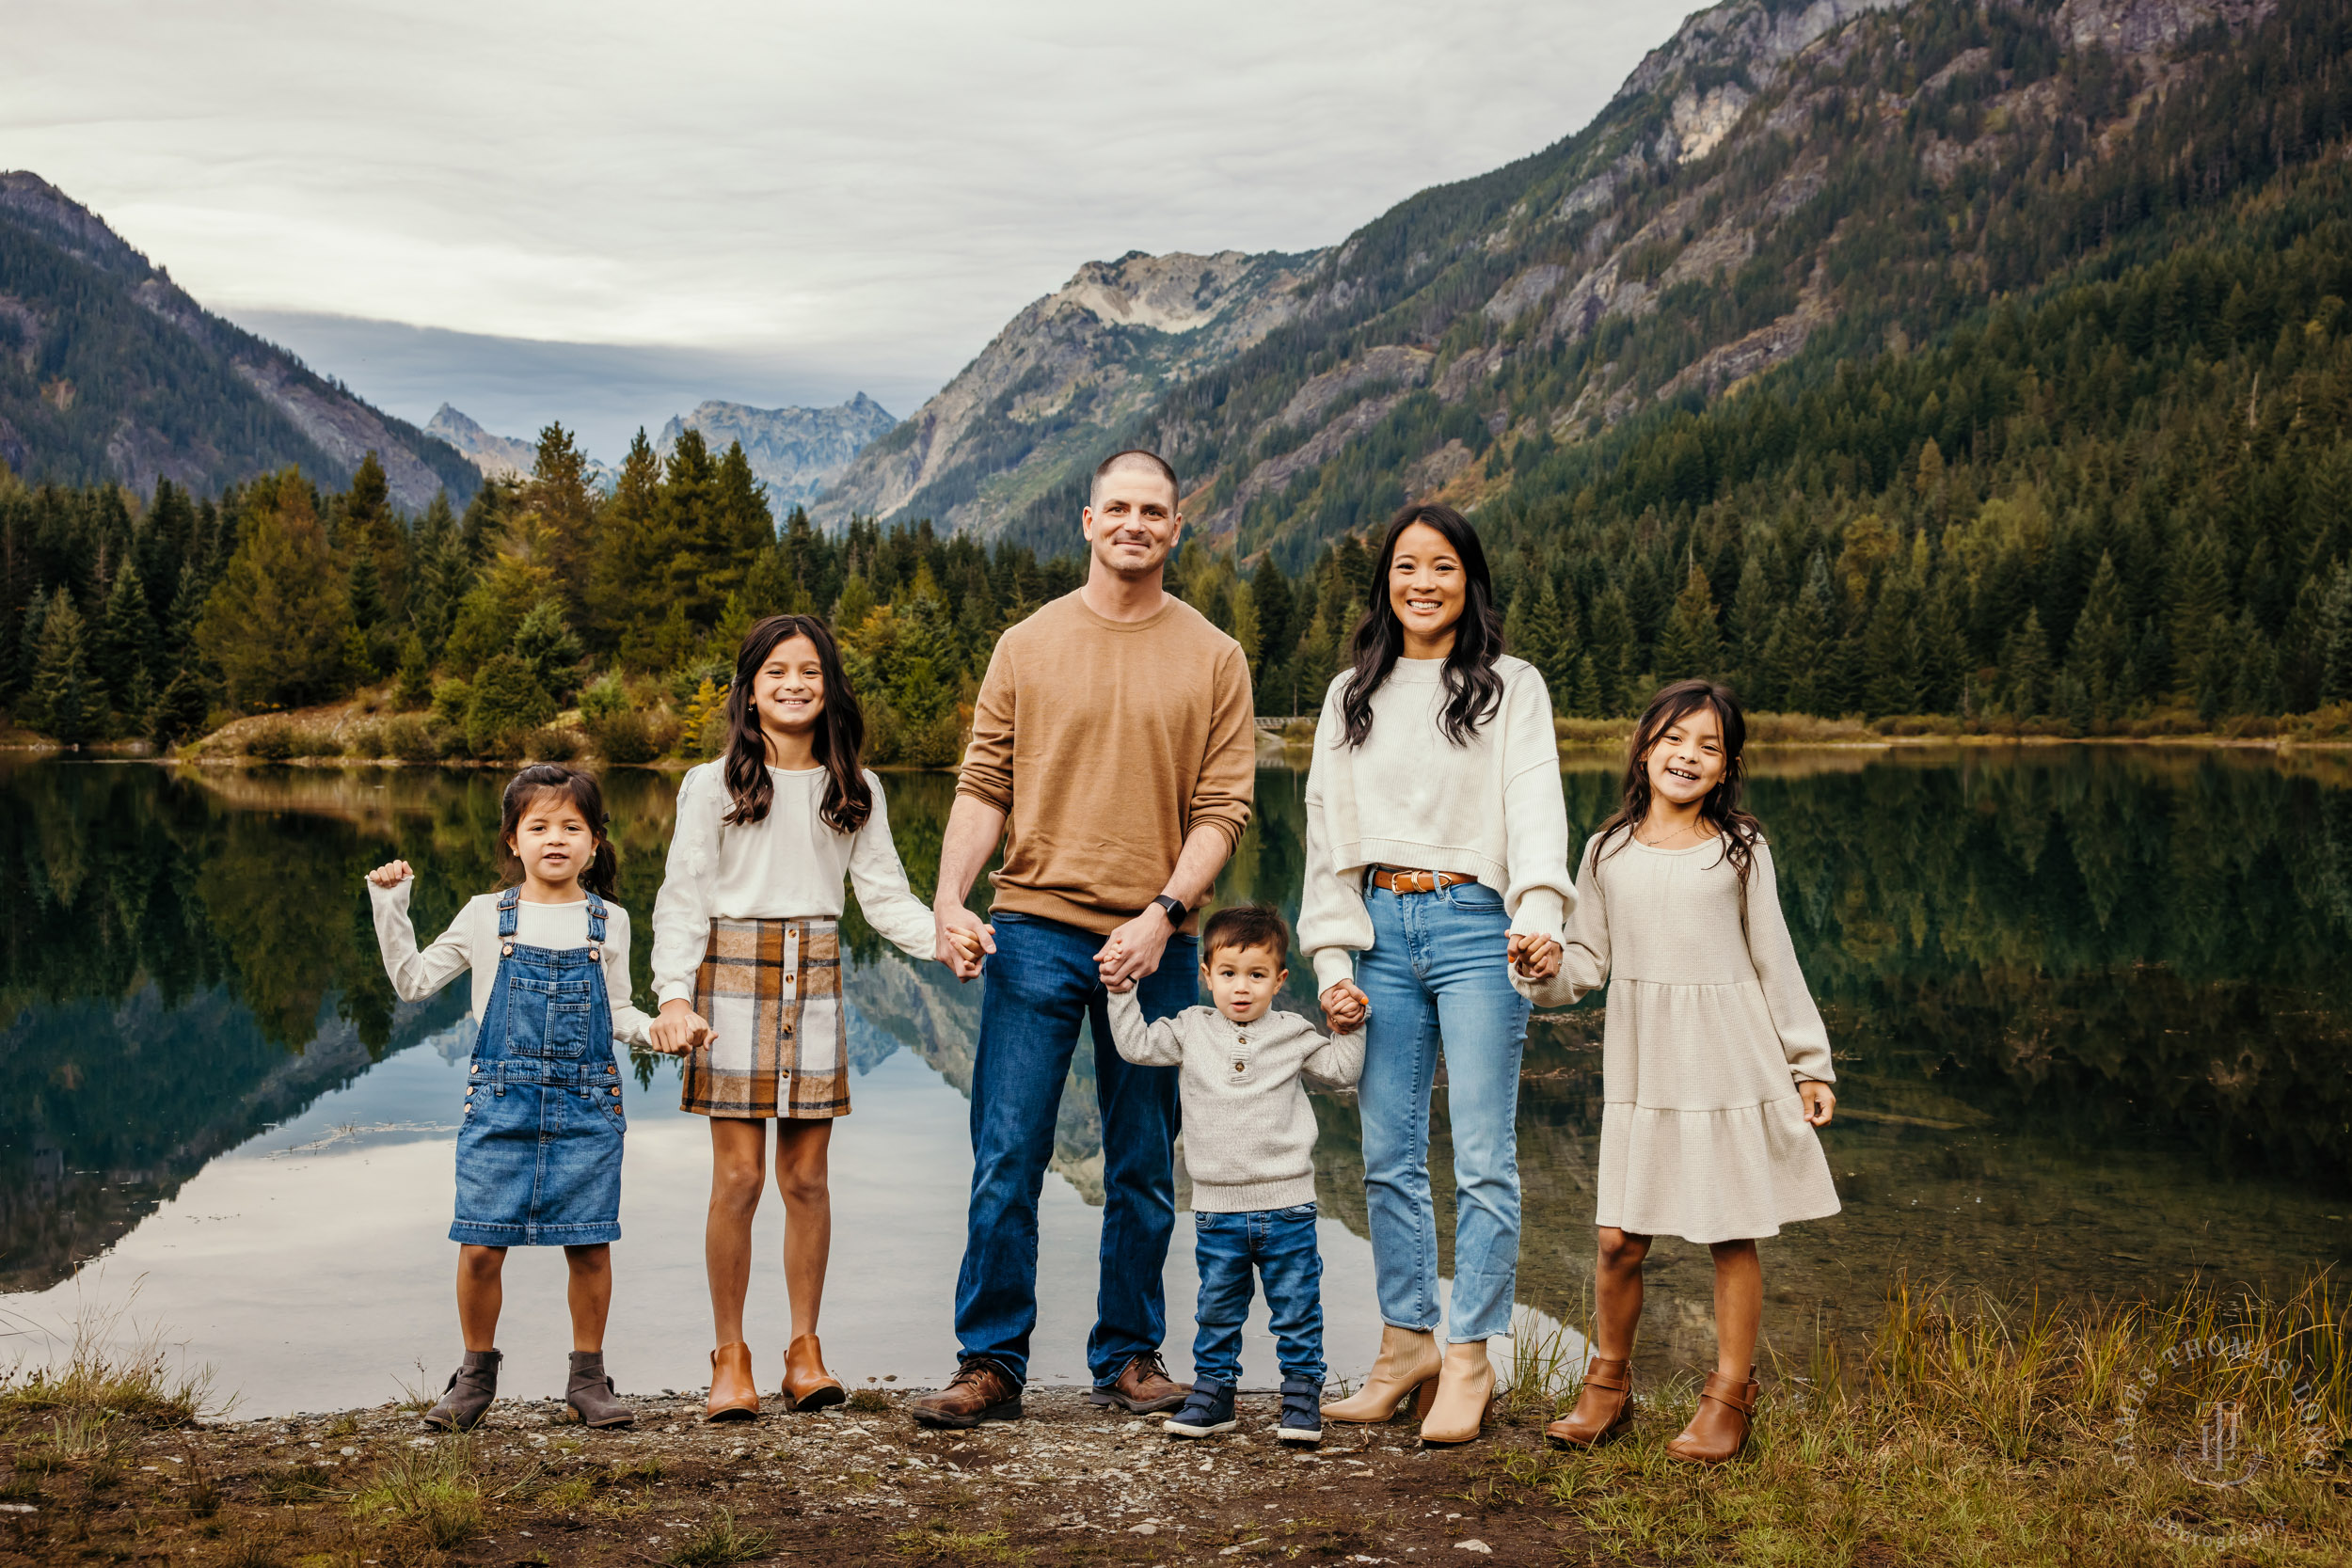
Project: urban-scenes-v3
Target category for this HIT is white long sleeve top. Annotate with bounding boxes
[1299,655,1577,990]
[649,762,936,1006]
[367,877,654,1048]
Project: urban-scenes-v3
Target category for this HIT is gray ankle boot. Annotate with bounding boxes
[422,1349,501,1432]
[565,1351,634,1429]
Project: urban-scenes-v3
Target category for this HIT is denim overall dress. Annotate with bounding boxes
[453,887,626,1246]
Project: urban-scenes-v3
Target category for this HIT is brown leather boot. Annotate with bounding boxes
[1545,1355,1633,1448]
[1665,1370,1756,1464]
[910,1358,1023,1429]
[781,1334,845,1413]
[705,1342,759,1423]
[1321,1325,1441,1424]
[1417,1339,1496,1447]
[1088,1351,1190,1415]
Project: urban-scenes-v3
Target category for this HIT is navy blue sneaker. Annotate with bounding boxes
[1161,1378,1237,1438]
[1277,1376,1323,1446]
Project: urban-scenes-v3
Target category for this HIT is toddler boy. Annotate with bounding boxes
[1106,904,1362,1444]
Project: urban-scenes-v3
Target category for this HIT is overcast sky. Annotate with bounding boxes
[6,1,1678,457]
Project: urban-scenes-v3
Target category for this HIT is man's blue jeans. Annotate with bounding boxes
[1356,880,1531,1342]
[953,911,1196,1386]
[1191,1203,1325,1386]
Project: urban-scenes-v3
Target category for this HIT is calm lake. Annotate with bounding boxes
[3,749,2348,1415]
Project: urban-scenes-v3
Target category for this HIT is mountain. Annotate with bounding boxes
[0,173,478,511]
[423,403,539,480]
[809,248,1322,536]
[426,402,616,490]
[661,392,898,513]
[817,0,2304,565]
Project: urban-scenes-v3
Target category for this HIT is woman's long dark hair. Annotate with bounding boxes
[721,613,872,833]
[499,764,619,899]
[1339,502,1506,747]
[1595,679,1762,924]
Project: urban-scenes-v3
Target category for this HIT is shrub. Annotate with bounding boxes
[521,726,582,762]
[589,708,670,765]
[381,715,441,762]
[579,673,631,725]
[342,721,389,759]
[244,721,295,762]
[431,676,473,727]
[466,655,555,756]
[287,728,342,759]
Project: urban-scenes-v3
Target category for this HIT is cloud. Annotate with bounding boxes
[7,1,1672,447]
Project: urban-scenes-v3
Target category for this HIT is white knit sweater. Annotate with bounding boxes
[1106,990,1363,1212]
[1299,655,1576,990]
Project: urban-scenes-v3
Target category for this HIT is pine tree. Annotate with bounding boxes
[194,470,352,708]
[1229,580,1261,679]
[1656,561,1724,683]
[393,630,432,711]
[1566,651,1605,719]
[149,667,210,748]
[29,588,103,743]
[2065,553,2130,724]
[94,562,151,716]
[512,598,585,703]
[1588,587,1640,714]
[2000,608,2053,719]
[346,548,385,630]
[1251,558,1293,665]
[2166,530,2229,698]
[1508,576,1572,691]
[1727,553,1774,700]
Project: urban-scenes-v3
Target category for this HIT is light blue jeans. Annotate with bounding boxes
[1355,881,1530,1342]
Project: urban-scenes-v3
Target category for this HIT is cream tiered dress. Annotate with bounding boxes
[1555,830,1840,1243]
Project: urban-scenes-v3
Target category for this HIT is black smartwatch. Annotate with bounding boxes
[1151,895,1186,927]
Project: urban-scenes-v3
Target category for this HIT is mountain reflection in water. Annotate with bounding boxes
[2,750,2347,1396]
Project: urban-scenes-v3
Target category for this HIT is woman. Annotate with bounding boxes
[648,614,943,1420]
[1302,503,1574,1445]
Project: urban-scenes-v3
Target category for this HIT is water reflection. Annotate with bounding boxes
[3,750,2348,1401]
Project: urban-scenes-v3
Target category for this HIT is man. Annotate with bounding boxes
[911,449,1256,1428]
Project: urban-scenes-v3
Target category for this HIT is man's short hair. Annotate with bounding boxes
[1089,449,1180,509]
[1200,903,1290,966]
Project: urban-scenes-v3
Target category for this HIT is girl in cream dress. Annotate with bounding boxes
[1534,679,1838,1465]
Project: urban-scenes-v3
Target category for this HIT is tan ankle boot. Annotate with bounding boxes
[781,1334,845,1413]
[705,1342,759,1423]
[1321,1325,1441,1424]
[1417,1339,1496,1446]
[1664,1370,1756,1463]
[1544,1355,1633,1448]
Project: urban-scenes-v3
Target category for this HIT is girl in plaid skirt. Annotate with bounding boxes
[648,614,941,1422]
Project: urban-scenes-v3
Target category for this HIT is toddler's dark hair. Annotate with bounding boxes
[498,764,618,898]
[1200,903,1290,965]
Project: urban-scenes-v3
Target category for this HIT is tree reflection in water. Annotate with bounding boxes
[3,751,2346,1368]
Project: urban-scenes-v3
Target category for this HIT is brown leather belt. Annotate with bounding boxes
[1369,866,1477,895]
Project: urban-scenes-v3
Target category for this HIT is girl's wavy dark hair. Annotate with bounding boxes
[498,764,618,899]
[1339,502,1506,748]
[721,613,871,833]
[1595,679,1763,928]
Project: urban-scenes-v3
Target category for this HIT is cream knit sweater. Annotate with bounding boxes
[1300,655,1576,990]
[1106,990,1363,1212]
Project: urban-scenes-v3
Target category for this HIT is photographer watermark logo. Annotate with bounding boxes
[2174,1398,2259,1488]
[2113,1331,2329,1491]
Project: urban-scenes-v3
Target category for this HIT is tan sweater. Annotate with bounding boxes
[957,591,1255,934]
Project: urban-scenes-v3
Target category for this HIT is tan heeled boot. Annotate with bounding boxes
[1417,1339,1496,1446]
[1320,1325,1441,1424]
[1664,1370,1756,1463]
[705,1342,759,1422]
[781,1334,845,1413]
[1544,1354,1633,1448]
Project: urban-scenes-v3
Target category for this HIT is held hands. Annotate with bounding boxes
[935,906,994,981]
[1798,1080,1836,1127]
[365,860,413,889]
[648,998,710,1057]
[1319,979,1370,1035]
[1094,905,1175,990]
[1506,932,1563,981]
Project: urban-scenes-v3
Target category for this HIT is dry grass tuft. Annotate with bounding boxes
[0,1292,218,1428]
[349,1434,484,1549]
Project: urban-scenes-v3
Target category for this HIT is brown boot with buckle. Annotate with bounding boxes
[781,1334,845,1413]
[1665,1370,1756,1464]
[1545,1355,1633,1448]
[706,1342,759,1423]
[1089,1350,1190,1415]
[909,1358,1024,1429]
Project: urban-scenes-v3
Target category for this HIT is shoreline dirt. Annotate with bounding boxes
[0,1386,1583,1567]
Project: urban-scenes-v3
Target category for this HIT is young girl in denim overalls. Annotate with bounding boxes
[368,764,670,1432]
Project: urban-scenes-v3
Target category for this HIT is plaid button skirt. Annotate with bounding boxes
[681,916,849,1119]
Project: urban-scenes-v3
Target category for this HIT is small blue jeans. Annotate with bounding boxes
[1192,1203,1325,1386]
[1355,881,1530,1341]
[953,911,1197,1386]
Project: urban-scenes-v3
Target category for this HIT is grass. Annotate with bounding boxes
[664,1507,772,1566]
[889,1523,1024,1563]
[348,1434,484,1549]
[1470,1275,2352,1565]
[849,1386,895,1413]
[0,1291,218,1428]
